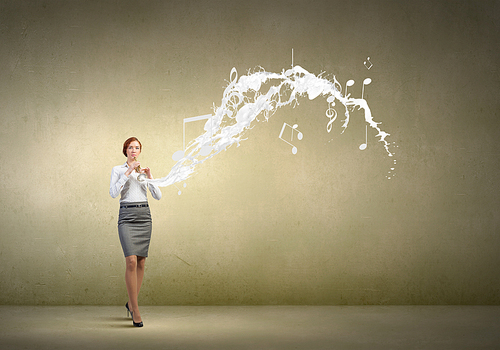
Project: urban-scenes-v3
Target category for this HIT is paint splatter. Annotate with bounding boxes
[148,65,394,188]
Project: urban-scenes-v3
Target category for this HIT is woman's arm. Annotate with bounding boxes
[109,166,129,198]
[142,167,162,200]
[148,182,162,200]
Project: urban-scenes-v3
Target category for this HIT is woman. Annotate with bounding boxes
[109,137,162,327]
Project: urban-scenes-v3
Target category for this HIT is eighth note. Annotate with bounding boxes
[364,57,373,70]
[361,78,371,99]
[359,125,368,150]
[345,79,355,97]
[279,122,303,154]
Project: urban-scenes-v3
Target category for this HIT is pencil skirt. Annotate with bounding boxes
[118,202,152,258]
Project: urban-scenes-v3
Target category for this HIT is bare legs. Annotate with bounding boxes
[125,255,146,323]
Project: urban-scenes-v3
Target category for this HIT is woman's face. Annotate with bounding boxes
[127,141,141,160]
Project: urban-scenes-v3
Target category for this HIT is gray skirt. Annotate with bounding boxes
[118,202,152,258]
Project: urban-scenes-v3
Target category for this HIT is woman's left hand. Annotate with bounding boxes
[142,167,153,179]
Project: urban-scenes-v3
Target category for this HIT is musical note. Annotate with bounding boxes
[359,125,367,150]
[361,78,371,99]
[174,182,187,195]
[345,79,355,97]
[279,122,303,154]
[172,114,213,161]
[364,57,373,70]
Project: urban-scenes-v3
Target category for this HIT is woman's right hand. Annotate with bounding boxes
[125,160,141,176]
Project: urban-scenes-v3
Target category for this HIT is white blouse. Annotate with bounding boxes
[109,163,162,203]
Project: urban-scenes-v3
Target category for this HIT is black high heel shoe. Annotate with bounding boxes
[130,310,144,327]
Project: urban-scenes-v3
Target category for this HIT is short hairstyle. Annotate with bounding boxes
[122,137,142,157]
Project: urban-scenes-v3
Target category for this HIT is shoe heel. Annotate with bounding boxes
[125,302,131,318]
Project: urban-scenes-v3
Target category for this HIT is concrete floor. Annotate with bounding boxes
[0,306,499,350]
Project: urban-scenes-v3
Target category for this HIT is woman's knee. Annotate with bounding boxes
[125,255,138,270]
[137,256,146,269]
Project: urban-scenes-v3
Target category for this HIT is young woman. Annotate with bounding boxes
[109,137,162,327]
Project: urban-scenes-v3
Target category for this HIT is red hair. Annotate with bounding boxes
[122,137,142,157]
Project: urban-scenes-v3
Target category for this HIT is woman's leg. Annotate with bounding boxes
[125,255,142,322]
[136,256,146,296]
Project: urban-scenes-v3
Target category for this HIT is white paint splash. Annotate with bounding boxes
[148,65,394,188]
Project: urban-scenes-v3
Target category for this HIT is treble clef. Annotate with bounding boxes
[222,67,244,117]
[325,95,337,133]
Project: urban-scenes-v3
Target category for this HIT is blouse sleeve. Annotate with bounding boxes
[148,182,162,200]
[109,167,129,198]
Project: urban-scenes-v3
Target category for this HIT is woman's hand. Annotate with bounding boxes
[125,160,141,176]
[142,167,153,179]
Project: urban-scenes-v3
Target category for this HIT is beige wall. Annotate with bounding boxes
[1,0,499,305]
